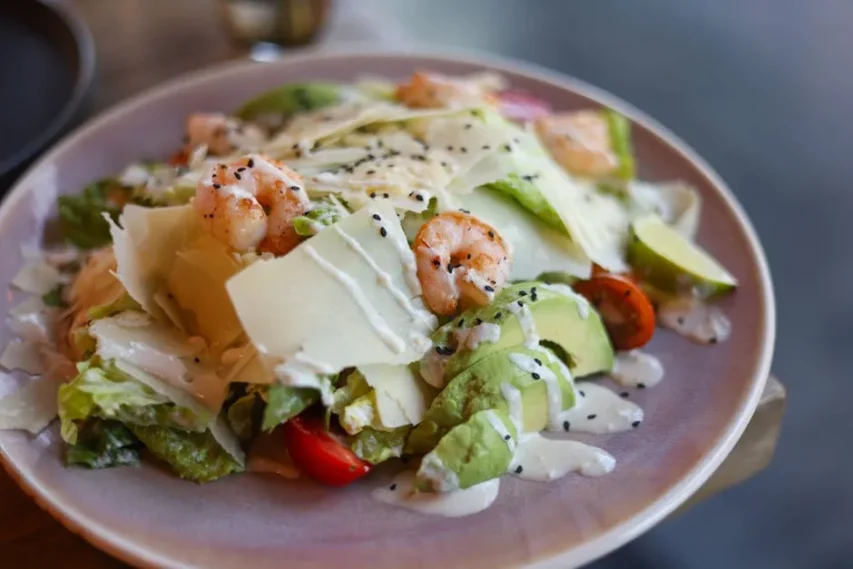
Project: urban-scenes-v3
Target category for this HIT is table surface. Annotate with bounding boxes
[4,1,850,568]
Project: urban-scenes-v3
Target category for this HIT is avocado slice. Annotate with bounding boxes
[408,345,575,454]
[420,281,613,387]
[414,409,517,492]
[628,214,737,297]
[235,82,343,121]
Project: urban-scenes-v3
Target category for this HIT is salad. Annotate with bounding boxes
[0,71,736,516]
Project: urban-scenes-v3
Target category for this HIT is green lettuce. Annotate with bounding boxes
[236,83,343,121]
[41,284,67,308]
[261,385,318,432]
[58,359,209,444]
[66,420,142,469]
[58,179,131,249]
[330,371,371,415]
[349,426,410,465]
[604,109,635,181]
[292,197,349,237]
[227,391,261,443]
[130,425,243,483]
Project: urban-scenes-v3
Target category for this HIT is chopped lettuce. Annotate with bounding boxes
[58,359,208,444]
[292,197,349,237]
[227,391,261,443]
[330,371,371,415]
[66,419,142,469]
[129,424,243,483]
[41,284,67,308]
[348,426,410,464]
[261,384,319,432]
[58,179,132,249]
[236,83,343,121]
[604,109,635,181]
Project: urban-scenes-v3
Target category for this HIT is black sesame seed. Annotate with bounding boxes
[457,319,465,327]
[579,390,585,397]
[620,392,630,398]
[467,253,472,260]
[237,167,247,172]
[531,293,538,301]
[504,434,511,441]
[290,185,300,191]
[247,158,255,168]
[193,357,200,363]
[459,208,471,214]
[637,383,646,389]
[534,358,542,366]
[515,465,523,474]
[432,259,441,268]
[522,175,534,182]
[484,285,495,292]
[488,230,495,239]
[465,123,473,129]
[563,421,570,432]
[377,140,385,148]
[367,153,376,161]
[366,169,376,175]
[677,317,685,325]
[494,312,502,320]
[380,227,388,237]
[370,192,377,198]
[415,193,425,202]
[517,300,524,307]
[482,144,491,150]
[372,214,381,221]
[632,421,641,428]
[234,172,242,180]
[291,143,299,150]
[503,143,512,152]
[709,337,718,344]
[447,145,454,151]
[532,372,541,380]
[475,318,483,325]
[587,414,597,420]
[460,147,468,153]
[390,483,397,490]
[447,263,454,273]
[441,161,449,167]
[383,193,390,198]
[213,184,221,189]
[519,290,528,297]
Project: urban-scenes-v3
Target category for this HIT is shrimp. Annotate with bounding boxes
[413,211,512,316]
[534,110,618,179]
[194,154,310,255]
[395,72,503,109]
[184,113,266,156]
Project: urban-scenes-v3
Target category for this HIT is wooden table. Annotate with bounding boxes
[0,1,785,566]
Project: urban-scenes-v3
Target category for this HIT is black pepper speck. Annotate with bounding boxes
[515,465,523,474]
[587,414,597,420]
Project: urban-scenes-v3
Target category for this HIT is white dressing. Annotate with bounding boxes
[658,297,732,344]
[610,350,665,388]
[510,434,615,481]
[453,322,501,350]
[373,470,500,518]
[506,300,539,349]
[555,381,643,434]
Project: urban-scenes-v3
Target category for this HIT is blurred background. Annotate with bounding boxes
[3,0,852,567]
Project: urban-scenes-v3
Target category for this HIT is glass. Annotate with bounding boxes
[218,0,332,47]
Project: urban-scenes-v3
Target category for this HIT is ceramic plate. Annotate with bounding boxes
[0,49,774,569]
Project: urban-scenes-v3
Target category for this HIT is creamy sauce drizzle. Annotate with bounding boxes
[506,301,539,348]
[541,283,590,319]
[332,226,434,328]
[508,352,563,430]
[610,350,664,388]
[555,382,643,434]
[373,471,500,517]
[417,450,460,492]
[483,409,516,453]
[510,434,615,481]
[369,208,422,297]
[303,244,405,353]
[658,297,732,344]
[274,351,336,405]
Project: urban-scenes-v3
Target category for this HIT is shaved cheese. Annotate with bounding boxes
[91,313,228,412]
[0,374,60,433]
[227,201,436,385]
[629,180,701,240]
[113,360,215,422]
[167,234,243,353]
[0,340,45,374]
[11,259,63,295]
[8,297,57,345]
[359,364,434,428]
[107,204,203,320]
[460,188,591,280]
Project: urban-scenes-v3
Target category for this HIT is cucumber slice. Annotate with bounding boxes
[628,214,736,297]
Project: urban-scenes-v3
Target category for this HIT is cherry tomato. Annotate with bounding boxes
[497,90,552,122]
[168,149,188,167]
[283,414,371,487]
[573,274,656,350]
[591,263,636,281]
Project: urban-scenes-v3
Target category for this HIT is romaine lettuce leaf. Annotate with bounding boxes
[129,424,244,482]
[261,384,318,432]
[292,197,349,237]
[58,359,207,444]
[604,109,635,181]
[58,179,132,249]
[236,83,343,121]
[66,419,142,469]
[348,426,410,464]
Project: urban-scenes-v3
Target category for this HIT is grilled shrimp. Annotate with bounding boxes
[534,110,618,178]
[185,113,266,156]
[395,72,503,109]
[194,154,310,255]
[413,211,512,316]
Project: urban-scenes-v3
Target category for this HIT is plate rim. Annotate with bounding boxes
[0,45,775,569]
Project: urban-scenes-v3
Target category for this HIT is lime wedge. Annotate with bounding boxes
[628,214,737,297]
